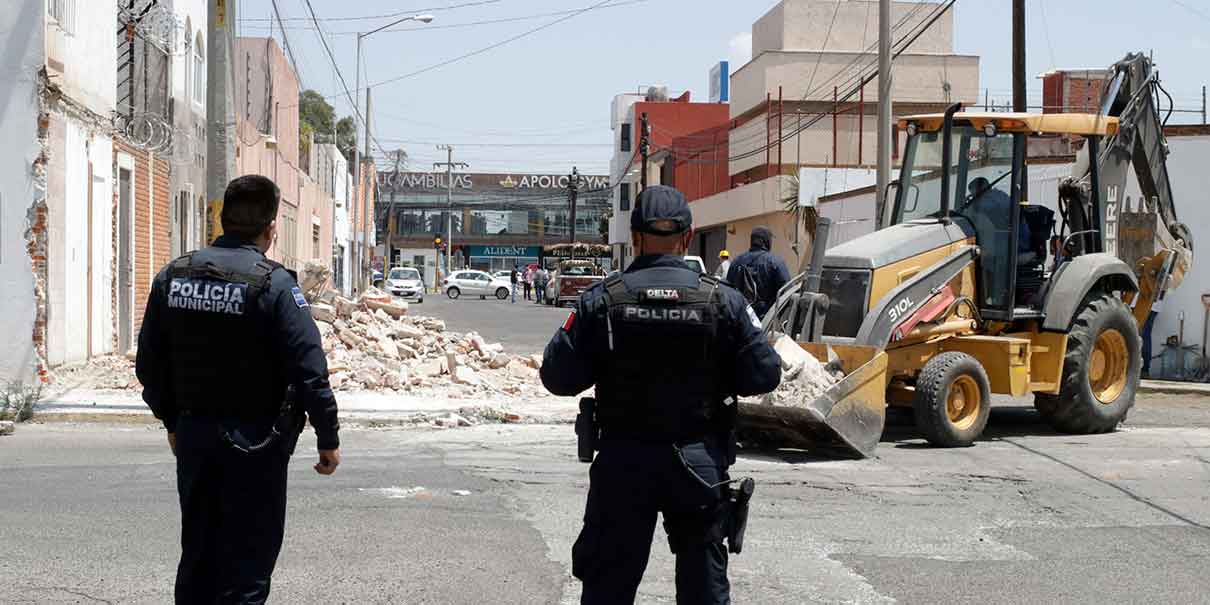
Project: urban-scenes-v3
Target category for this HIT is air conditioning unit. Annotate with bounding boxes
[645,85,669,102]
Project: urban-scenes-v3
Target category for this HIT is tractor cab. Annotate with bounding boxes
[890,109,1119,321]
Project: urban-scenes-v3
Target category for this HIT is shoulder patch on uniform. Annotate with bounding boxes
[562,310,576,331]
[291,286,309,308]
[746,305,762,329]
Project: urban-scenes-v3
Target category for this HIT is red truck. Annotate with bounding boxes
[546,259,605,306]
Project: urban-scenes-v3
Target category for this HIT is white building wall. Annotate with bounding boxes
[608,94,643,251]
[45,0,117,116]
[0,0,46,385]
[753,0,955,57]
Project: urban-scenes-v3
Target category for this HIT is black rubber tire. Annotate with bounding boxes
[447,287,460,300]
[1034,293,1140,434]
[914,351,992,447]
[496,287,509,300]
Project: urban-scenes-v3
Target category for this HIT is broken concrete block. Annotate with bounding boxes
[374,308,391,322]
[469,333,489,356]
[365,297,408,318]
[377,339,400,360]
[397,342,419,360]
[452,365,480,386]
[310,303,336,323]
[382,368,403,390]
[417,359,444,378]
[299,260,332,301]
[338,330,366,350]
[334,297,358,319]
[354,367,382,389]
[506,359,539,380]
[445,351,459,373]
[352,311,374,326]
[484,342,504,355]
[391,323,426,340]
[489,353,511,369]
[422,318,446,332]
[329,372,349,390]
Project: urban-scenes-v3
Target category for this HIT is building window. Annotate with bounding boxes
[193,33,205,106]
[619,182,631,211]
[48,0,76,35]
[312,224,321,257]
[620,123,631,152]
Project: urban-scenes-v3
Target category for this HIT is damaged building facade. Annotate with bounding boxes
[0,4,363,386]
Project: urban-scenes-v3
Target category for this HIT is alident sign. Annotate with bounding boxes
[378,171,610,192]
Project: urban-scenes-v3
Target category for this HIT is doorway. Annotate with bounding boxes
[117,163,134,354]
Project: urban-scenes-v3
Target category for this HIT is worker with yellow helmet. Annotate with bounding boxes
[714,249,731,280]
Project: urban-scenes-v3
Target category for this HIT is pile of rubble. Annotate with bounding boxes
[311,287,544,397]
[759,333,843,406]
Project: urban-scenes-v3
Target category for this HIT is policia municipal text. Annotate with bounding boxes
[541,185,783,604]
[136,175,341,604]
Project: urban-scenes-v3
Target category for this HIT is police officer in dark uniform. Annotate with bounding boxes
[541,185,782,605]
[725,226,791,319]
[136,175,341,604]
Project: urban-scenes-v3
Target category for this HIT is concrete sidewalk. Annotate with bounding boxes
[35,388,580,425]
[1139,379,1210,396]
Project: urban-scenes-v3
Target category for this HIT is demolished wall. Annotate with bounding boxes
[0,2,48,386]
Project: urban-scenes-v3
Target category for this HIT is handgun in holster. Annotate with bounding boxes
[726,477,756,554]
[575,397,598,463]
[222,385,305,456]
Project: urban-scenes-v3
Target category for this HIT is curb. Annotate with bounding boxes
[1138,380,1210,397]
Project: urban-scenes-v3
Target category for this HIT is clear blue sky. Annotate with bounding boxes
[240,0,1209,175]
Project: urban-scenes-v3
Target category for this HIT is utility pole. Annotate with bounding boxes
[1012,0,1026,113]
[874,0,893,229]
[384,149,404,268]
[360,86,373,291]
[1202,85,1206,124]
[639,112,650,190]
[206,0,236,244]
[434,145,468,276]
[568,166,580,244]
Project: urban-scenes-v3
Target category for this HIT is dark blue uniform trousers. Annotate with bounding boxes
[174,416,290,604]
[573,438,731,605]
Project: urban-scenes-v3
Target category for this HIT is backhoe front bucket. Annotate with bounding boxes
[737,343,888,458]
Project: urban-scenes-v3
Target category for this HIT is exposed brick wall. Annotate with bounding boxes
[27,110,51,382]
[114,138,171,336]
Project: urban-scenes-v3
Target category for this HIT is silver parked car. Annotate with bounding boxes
[385,267,424,303]
[444,270,513,300]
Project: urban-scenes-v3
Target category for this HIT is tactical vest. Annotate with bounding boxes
[594,272,728,441]
[163,251,285,418]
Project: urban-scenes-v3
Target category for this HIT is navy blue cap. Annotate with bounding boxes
[630,185,692,235]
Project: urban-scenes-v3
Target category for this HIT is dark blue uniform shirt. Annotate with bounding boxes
[136,236,340,449]
[541,254,781,400]
[725,248,791,318]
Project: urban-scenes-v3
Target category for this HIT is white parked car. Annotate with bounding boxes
[683,255,706,274]
[385,267,424,303]
[444,270,513,300]
[492,270,513,281]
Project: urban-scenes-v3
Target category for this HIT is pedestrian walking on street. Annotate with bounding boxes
[523,265,534,301]
[136,175,341,604]
[534,266,549,305]
[541,185,782,605]
[510,262,520,304]
[714,249,731,280]
[725,226,791,319]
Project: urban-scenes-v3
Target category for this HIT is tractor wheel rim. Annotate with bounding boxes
[947,375,981,430]
[1090,328,1129,404]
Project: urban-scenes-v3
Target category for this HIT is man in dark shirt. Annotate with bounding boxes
[136,175,341,604]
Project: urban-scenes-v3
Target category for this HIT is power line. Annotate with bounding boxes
[369,0,628,89]
[1168,0,1210,22]
[243,0,648,35]
[238,0,503,23]
[269,0,304,88]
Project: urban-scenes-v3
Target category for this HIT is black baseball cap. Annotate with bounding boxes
[630,185,692,235]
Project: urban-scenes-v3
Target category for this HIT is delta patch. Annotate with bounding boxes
[167,278,248,315]
[641,288,681,301]
[291,286,309,308]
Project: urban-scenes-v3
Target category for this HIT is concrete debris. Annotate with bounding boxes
[50,286,544,402]
[761,333,841,406]
[299,260,332,302]
[451,490,472,496]
[433,412,473,428]
[310,303,336,323]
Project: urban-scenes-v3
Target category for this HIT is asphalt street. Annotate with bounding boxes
[408,288,570,355]
[4,394,1210,604]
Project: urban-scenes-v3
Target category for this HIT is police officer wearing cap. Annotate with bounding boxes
[541,185,782,604]
[136,175,341,604]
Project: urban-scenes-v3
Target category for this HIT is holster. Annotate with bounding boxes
[222,386,304,456]
[726,477,756,554]
[575,397,598,463]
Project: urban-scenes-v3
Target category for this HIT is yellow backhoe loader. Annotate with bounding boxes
[739,52,1193,457]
